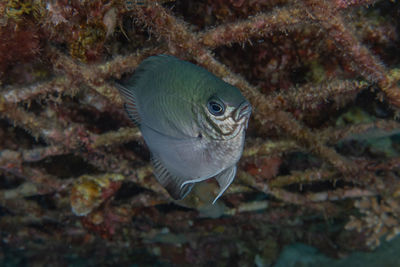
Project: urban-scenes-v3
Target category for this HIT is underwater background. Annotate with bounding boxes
[1,0,400,266]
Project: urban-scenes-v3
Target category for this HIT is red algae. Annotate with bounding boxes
[0,0,400,265]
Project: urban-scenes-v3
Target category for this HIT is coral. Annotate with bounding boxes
[0,0,400,265]
[69,22,107,62]
[70,173,124,216]
[4,0,43,21]
[346,197,400,248]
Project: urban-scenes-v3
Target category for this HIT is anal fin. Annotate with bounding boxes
[151,155,194,200]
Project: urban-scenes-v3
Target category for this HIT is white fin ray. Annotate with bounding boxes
[151,155,194,200]
[115,82,141,126]
[213,165,237,204]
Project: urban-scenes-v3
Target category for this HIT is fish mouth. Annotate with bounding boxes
[233,101,252,122]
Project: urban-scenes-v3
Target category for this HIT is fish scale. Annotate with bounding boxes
[117,55,252,202]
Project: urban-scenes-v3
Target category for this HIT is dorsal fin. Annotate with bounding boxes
[115,82,141,126]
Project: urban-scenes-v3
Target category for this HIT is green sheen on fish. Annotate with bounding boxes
[117,55,251,203]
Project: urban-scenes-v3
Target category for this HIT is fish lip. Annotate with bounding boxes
[234,101,252,122]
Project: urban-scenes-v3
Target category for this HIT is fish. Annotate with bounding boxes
[117,55,251,203]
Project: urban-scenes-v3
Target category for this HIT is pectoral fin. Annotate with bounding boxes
[213,165,237,204]
[151,155,194,200]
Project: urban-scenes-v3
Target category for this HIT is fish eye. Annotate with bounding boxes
[207,99,225,116]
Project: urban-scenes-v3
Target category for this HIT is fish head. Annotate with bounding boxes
[198,82,252,140]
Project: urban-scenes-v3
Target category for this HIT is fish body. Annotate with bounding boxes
[117,55,251,202]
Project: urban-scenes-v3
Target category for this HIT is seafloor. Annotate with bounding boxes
[1,0,400,266]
